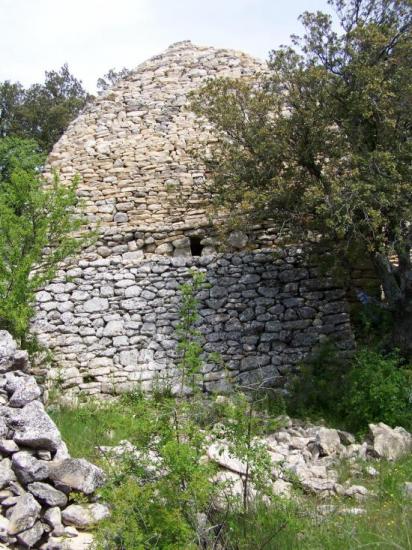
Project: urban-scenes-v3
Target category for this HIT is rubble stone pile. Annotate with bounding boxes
[97,414,412,510]
[0,332,108,549]
[207,418,412,503]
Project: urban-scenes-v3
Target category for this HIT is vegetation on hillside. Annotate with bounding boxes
[288,342,412,433]
[0,1,411,548]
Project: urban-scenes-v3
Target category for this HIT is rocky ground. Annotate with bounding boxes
[206,418,412,505]
[0,332,109,549]
[98,417,412,512]
[1,329,412,548]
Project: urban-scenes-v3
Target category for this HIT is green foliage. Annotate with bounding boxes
[96,67,131,94]
[53,394,412,550]
[176,270,207,391]
[0,136,89,345]
[191,0,412,352]
[289,343,412,433]
[0,64,92,152]
[98,481,199,549]
[215,392,273,512]
[0,135,44,181]
[0,81,25,140]
[352,302,394,349]
[343,348,412,432]
[81,395,216,549]
[288,341,349,420]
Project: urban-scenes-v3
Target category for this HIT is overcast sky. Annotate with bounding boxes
[1,0,332,92]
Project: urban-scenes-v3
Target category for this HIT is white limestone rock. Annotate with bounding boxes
[61,503,110,529]
[0,459,16,489]
[0,418,8,439]
[45,532,94,549]
[28,482,68,508]
[344,485,369,501]
[48,458,105,494]
[43,506,64,536]
[207,442,248,475]
[228,230,248,249]
[0,515,9,543]
[0,439,19,454]
[0,331,28,374]
[0,331,17,373]
[368,423,412,460]
[12,452,50,486]
[272,479,292,497]
[9,401,62,451]
[16,520,44,547]
[83,298,109,313]
[8,375,41,407]
[7,493,41,535]
[102,320,124,337]
[316,427,342,456]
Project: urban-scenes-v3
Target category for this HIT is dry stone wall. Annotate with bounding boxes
[33,249,354,398]
[33,41,355,396]
[45,40,266,258]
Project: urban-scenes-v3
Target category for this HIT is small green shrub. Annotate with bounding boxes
[94,398,218,549]
[176,269,206,392]
[52,393,412,550]
[287,341,349,421]
[97,480,199,549]
[288,344,412,433]
[352,302,394,350]
[342,349,412,433]
[0,137,92,346]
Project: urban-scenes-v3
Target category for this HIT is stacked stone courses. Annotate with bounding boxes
[33,41,354,397]
[45,40,266,257]
[34,250,353,397]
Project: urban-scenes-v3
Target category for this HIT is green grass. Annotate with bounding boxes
[50,400,138,461]
[49,392,160,461]
[218,454,412,549]
[50,395,412,550]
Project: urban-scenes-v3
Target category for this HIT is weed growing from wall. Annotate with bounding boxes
[175,269,207,393]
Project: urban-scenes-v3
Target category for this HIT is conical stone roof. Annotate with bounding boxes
[47,41,264,258]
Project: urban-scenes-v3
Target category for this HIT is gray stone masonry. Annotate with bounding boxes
[33,249,354,398]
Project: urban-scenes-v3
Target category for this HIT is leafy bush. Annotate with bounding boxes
[342,349,412,433]
[288,344,412,433]
[52,391,412,550]
[287,342,349,420]
[352,302,394,350]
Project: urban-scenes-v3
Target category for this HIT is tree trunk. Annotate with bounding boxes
[372,252,412,358]
[392,309,412,358]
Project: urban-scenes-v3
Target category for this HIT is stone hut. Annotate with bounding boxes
[33,41,354,397]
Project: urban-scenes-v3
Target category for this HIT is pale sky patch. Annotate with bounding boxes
[1,0,332,92]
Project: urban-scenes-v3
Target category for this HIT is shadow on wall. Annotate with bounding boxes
[32,248,354,398]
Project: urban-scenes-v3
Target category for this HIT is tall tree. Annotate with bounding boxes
[0,65,92,153]
[192,0,412,354]
[0,137,88,346]
[0,81,25,139]
[97,67,131,94]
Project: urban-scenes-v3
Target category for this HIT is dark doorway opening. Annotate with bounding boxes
[190,236,203,256]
